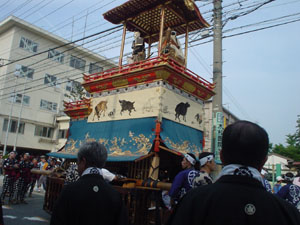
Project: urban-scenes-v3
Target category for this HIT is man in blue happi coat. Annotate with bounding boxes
[277,172,300,212]
[169,153,197,206]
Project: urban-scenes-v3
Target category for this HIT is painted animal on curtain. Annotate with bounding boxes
[195,113,203,125]
[108,109,116,118]
[119,100,136,116]
[93,101,108,121]
[175,102,190,122]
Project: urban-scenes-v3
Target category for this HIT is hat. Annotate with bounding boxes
[40,155,46,158]
[24,153,30,156]
[276,176,284,182]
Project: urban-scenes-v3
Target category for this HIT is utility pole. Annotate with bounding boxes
[211,0,223,163]
[13,77,28,151]
[4,77,18,155]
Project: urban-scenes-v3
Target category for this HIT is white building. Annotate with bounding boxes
[0,16,115,155]
[265,153,293,172]
[202,100,239,152]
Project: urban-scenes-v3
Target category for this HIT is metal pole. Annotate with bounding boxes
[119,22,127,67]
[212,0,223,159]
[71,16,74,41]
[82,10,89,45]
[4,77,17,155]
[13,77,28,151]
[158,6,165,56]
[184,23,189,67]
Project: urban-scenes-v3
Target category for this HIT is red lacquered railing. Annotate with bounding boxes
[83,55,215,91]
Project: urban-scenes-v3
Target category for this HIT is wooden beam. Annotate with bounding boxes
[158,6,165,56]
[148,36,152,58]
[127,20,148,35]
[119,23,127,67]
[166,4,186,23]
[184,24,189,67]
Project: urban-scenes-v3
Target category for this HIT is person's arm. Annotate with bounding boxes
[101,168,116,182]
[277,185,289,199]
[169,172,185,207]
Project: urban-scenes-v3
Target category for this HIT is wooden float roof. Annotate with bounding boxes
[103,0,209,43]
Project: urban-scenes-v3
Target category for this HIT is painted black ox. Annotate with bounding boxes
[119,100,136,116]
[175,102,190,122]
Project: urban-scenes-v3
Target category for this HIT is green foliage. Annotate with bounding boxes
[65,82,88,101]
[272,115,300,161]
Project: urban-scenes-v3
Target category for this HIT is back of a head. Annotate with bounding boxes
[78,142,108,168]
[222,120,269,169]
[284,172,294,183]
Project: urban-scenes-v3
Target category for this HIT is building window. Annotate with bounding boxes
[40,99,57,112]
[58,129,68,139]
[15,64,34,79]
[2,118,25,134]
[44,74,59,87]
[10,93,30,105]
[19,37,38,53]
[89,63,103,74]
[34,125,54,138]
[48,49,64,63]
[70,56,86,71]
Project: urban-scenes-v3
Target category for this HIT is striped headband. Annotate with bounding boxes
[199,155,214,167]
[184,154,196,166]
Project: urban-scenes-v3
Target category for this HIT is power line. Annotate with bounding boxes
[1,10,296,100]
[30,0,75,25]
[0,27,123,85]
[0,0,298,100]
[1,0,33,20]
[20,0,54,19]
[190,47,254,120]
[1,25,122,68]
[0,0,115,56]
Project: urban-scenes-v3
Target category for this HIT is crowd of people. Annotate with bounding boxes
[1,120,300,225]
[0,152,60,205]
[49,121,300,225]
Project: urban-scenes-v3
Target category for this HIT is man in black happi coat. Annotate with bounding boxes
[1,151,18,204]
[17,153,33,204]
[51,142,128,225]
[168,121,300,225]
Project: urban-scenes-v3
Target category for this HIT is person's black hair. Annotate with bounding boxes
[222,120,269,169]
[284,172,294,183]
[77,142,107,168]
[186,153,196,161]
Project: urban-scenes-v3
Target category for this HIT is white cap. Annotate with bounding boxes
[276,176,284,182]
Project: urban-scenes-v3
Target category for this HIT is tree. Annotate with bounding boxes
[272,115,300,161]
[65,81,89,101]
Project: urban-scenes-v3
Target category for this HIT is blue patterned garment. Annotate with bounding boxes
[263,178,272,193]
[277,183,300,212]
[192,171,213,188]
[169,168,198,201]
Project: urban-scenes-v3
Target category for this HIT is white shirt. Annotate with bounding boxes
[82,167,115,182]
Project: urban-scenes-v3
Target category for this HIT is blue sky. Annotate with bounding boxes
[1,0,300,146]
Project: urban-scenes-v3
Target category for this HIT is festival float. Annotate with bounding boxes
[44,0,214,224]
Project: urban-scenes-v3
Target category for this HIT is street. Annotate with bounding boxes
[0,175,51,225]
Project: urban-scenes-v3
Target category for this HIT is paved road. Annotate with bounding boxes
[0,175,51,225]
